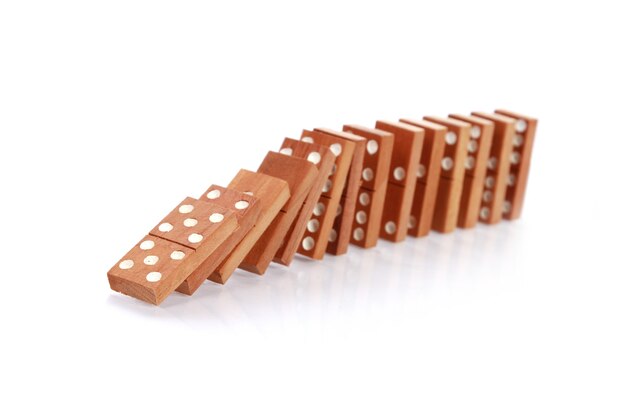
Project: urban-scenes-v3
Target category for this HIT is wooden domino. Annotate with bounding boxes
[109,107,538,306]
[341,124,393,248]
[422,116,470,233]
[494,109,538,220]
[398,118,446,237]
[375,121,424,242]
[108,197,238,305]
[209,169,290,283]
[297,129,356,259]
[239,151,318,275]
[448,114,495,228]
[314,128,366,255]
[176,186,261,294]
[470,112,515,224]
[273,138,336,265]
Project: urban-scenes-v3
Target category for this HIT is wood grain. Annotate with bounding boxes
[470,112,515,225]
[495,109,538,220]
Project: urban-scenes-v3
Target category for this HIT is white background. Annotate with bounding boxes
[1,1,625,416]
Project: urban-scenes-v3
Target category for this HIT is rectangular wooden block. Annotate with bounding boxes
[297,195,338,259]
[342,125,393,192]
[273,138,336,265]
[177,186,261,293]
[297,130,356,258]
[314,128,366,256]
[495,109,538,220]
[431,177,464,233]
[350,186,387,248]
[471,112,515,224]
[108,197,238,305]
[399,119,446,238]
[423,116,470,181]
[210,169,290,283]
[340,125,393,248]
[449,114,495,228]
[239,151,318,275]
[374,121,424,243]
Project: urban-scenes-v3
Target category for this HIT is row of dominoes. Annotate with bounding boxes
[108,109,537,305]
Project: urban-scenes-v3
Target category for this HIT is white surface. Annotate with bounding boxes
[1,1,625,416]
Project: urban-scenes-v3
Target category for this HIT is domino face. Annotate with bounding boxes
[240,151,318,274]
[374,121,424,242]
[422,116,471,233]
[314,127,366,255]
[399,118,446,237]
[342,125,394,248]
[448,114,495,229]
[273,138,336,265]
[177,185,261,293]
[211,169,290,283]
[495,109,538,220]
[297,130,356,258]
[471,112,515,224]
[108,197,238,304]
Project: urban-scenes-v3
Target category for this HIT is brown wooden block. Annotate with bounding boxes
[314,128,366,256]
[273,139,336,265]
[373,121,423,243]
[471,112,515,225]
[342,125,393,192]
[379,181,415,243]
[176,186,261,293]
[374,121,424,187]
[495,109,538,220]
[297,195,339,259]
[448,114,495,228]
[431,177,464,233]
[239,151,318,275]
[108,197,238,304]
[423,116,470,181]
[350,186,387,248]
[297,130,356,258]
[210,169,290,283]
[398,119,446,238]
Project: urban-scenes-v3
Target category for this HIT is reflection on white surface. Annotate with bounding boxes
[107,221,528,332]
